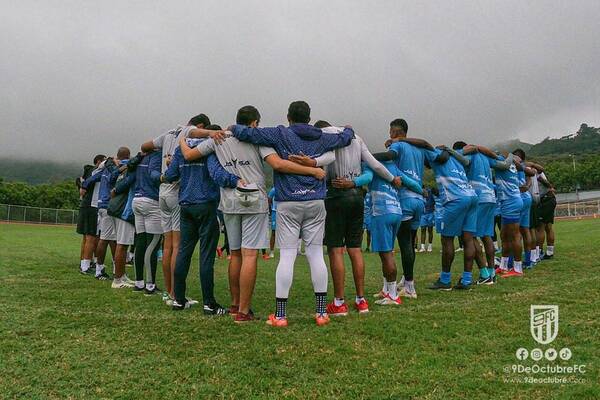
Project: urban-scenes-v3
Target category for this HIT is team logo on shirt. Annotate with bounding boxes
[224,159,251,168]
[509,164,518,173]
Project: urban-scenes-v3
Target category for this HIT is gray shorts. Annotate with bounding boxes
[113,217,135,245]
[276,200,326,249]
[159,194,180,232]
[223,213,270,250]
[98,208,116,241]
[132,197,162,234]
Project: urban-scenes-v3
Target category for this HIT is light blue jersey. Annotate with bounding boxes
[464,152,497,204]
[518,166,532,202]
[425,149,476,204]
[367,162,402,217]
[494,156,521,202]
[388,141,428,201]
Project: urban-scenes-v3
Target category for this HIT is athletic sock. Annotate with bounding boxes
[92,256,97,264]
[405,279,415,293]
[535,246,541,258]
[427,244,432,251]
[420,244,425,251]
[440,271,451,285]
[547,245,554,256]
[269,251,274,258]
[524,251,531,267]
[275,297,287,319]
[387,281,398,299]
[334,297,345,307]
[135,280,144,289]
[500,257,509,271]
[315,292,327,315]
[96,263,105,276]
[355,296,365,305]
[80,259,91,272]
[146,282,156,291]
[382,278,389,295]
[514,261,523,273]
[488,267,496,279]
[479,267,490,279]
[461,271,472,285]
[493,241,498,250]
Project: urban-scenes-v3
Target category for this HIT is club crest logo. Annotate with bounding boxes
[530,305,559,345]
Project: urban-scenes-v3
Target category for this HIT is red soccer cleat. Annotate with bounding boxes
[315,313,330,326]
[501,269,523,278]
[495,267,507,275]
[262,254,270,260]
[234,312,256,324]
[326,302,349,316]
[266,314,288,327]
[216,247,223,258]
[354,298,370,314]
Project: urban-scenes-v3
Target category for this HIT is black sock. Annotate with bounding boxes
[134,233,147,282]
[315,292,327,315]
[275,298,287,319]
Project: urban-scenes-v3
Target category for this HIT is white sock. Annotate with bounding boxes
[135,280,144,289]
[547,246,554,256]
[269,251,274,257]
[427,244,432,251]
[405,280,415,293]
[81,259,91,271]
[275,248,297,298]
[493,241,498,249]
[355,296,364,304]
[128,252,134,261]
[334,298,345,307]
[93,256,97,264]
[382,277,387,294]
[514,261,523,273]
[532,248,539,262]
[536,245,540,256]
[500,257,509,271]
[387,280,398,299]
[146,282,156,291]
[96,263,104,276]
[420,244,425,250]
[305,244,328,293]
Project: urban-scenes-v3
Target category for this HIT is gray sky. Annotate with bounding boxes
[1,0,599,162]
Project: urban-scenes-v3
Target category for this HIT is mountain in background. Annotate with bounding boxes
[0,158,83,185]
[489,138,533,154]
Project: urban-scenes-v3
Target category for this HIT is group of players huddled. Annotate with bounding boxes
[75,101,557,326]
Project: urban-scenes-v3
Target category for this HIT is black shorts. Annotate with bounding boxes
[77,206,99,236]
[324,192,364,249]
[529,202,540,229]
[537,195,556,225]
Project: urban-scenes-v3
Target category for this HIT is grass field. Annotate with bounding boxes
[1,220,599,399]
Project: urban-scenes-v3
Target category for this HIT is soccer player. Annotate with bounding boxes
[163,135,241,314]
[513,149,536,269]
[229,100,355,327]
[454,142,514,285]
[178,105,329,323]
[107,149,136,289]
[78,154,106,275]
[140,114,214,302]
[130,151,163,295]
[420,146,478,290]
[536,171,557,259]
[492,151,526,277]
[293,120,402,316]
[373,121,449,298]
[418,188,435,253]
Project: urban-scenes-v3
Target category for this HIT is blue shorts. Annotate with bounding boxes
[371,213,402,252]
[363,215,372,230]
[420,212,434,228]
[520,196,532,228]
[400,197,424,230]
[500,197,523,225]
[440,196,478,237]
[271,211,277,231]
[475,202,496,238]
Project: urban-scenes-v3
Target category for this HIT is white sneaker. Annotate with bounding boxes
[111,277,134,289]
[121,274,135,285]
[186,297,199,305]
[375,295,402,305]
[398,287,418,299]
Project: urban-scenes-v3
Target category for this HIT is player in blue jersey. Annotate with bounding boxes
[372,119,449,298]
[513,149,537,269]
[363,190,372,252]
[454,142,514,285]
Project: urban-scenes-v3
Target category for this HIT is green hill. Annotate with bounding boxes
[529,123,600,156]
[0,158,83,185]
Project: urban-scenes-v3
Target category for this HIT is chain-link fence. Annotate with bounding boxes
[0,204,78,225]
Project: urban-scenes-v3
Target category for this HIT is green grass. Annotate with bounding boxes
[1,220,599,399]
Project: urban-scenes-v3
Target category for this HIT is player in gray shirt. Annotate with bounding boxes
[178,105,332,323]
[290,120,401,315]
[140,114,223,302]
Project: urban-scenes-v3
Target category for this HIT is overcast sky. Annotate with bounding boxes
[1,0,599,162]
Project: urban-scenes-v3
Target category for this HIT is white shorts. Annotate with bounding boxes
[223,213,270,250]
[132,197,162,234]
[159,194,180,232]
[98,208,116,241]
[275,200,326,249]
[114,217,135,245]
